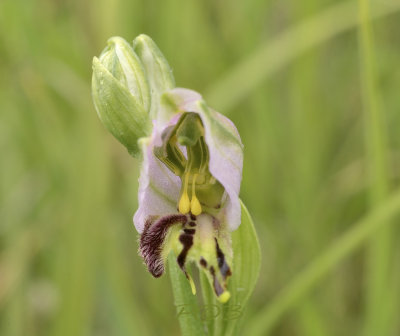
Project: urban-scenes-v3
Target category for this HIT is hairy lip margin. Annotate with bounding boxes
[139,214,187,277]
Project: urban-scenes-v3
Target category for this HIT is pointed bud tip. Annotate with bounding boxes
[107,36,129,48]
[134,34,152,45]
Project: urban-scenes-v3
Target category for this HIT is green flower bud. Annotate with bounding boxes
[133,34,175,124]
[92,37,151,157]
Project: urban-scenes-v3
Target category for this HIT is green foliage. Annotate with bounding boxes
[223,201,261,335]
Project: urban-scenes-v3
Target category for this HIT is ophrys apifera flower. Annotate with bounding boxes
[92,35,243,303]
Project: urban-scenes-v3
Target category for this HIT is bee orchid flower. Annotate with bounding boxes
[135,88,243,302]
[92,35,243,303]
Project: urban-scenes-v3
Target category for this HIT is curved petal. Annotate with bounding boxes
[133,131,181,233]
[161,88,244,231]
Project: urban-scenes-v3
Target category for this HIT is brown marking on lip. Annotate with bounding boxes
[183,228,196,235]
[210,266,224,296]
[215,238,232,279]
[139,214,187,277]
[199,257,207,268]
[190,214,197,220]
[189,221,196,227]
[177,233,194,270]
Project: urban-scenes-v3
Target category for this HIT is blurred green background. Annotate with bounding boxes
[1,0,400,335]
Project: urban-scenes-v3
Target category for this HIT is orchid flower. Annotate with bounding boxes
[92,35,244,303]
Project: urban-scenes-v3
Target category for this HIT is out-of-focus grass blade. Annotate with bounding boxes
[0,231,36,307]
[206,0,400,112]
[357,0,393,334]
[102,225,151,336]
[247,188,400,336]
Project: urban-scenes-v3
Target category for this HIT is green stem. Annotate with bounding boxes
[247,188,400,336]
[200,271,216,335]
[168,253,205,336]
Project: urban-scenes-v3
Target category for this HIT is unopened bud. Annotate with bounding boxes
[133,34,175,124]
[92,37,151,157]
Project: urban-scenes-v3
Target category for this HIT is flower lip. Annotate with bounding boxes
[139,212,233,301]
[139,214,187,277]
